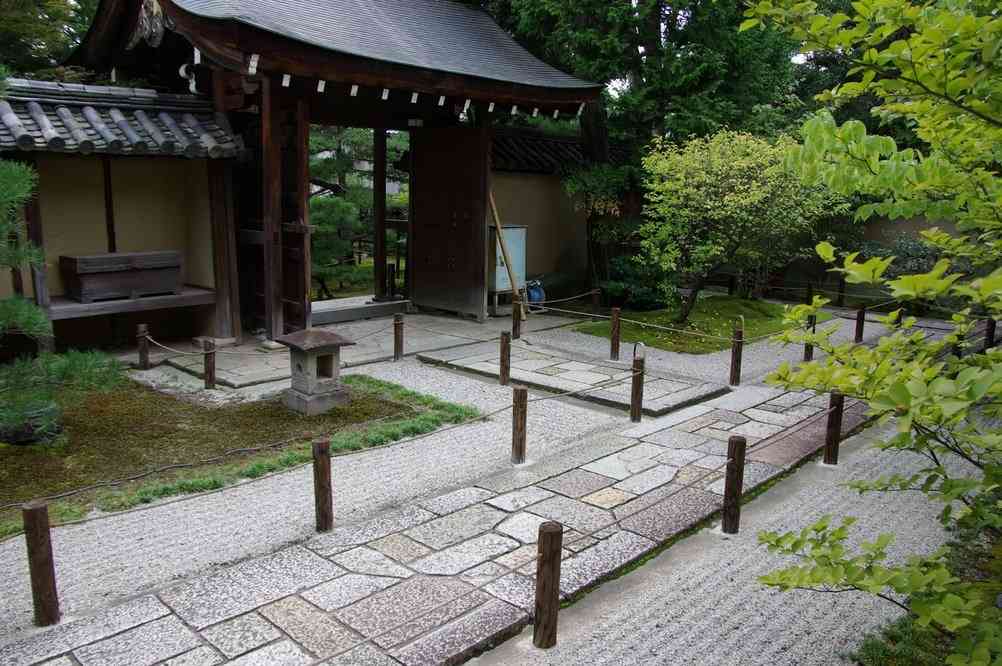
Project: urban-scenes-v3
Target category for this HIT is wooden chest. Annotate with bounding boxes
[59,251,183,303]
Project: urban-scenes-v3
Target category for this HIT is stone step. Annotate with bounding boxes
[312,299,410,325]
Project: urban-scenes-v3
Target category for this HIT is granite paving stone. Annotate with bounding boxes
[554,361,595,372]
[527,495,615,533]
[743,407,801,427]
[320,645,402,666]
[484,486,554,512]
[160,546,345,629]
[641,429,710,449]
[559,370,613,384]
[389,600,526,666]
[73,615,201,666]
[538,469,615,498]
[417,487,495,516]
[309,506,437,555]
[674,413,723,433]
[493,543,540,570]
[565,534,599,552]
[411,534,519,575]
[696,427,739,441]
[510,358,560,371]
[332,547,414,578]
[706,461,781,494]
[654,448,706,467]
[38,659,75,666]
[671,466,724,490]
[731,421,786,439]
[404,504,507,549]
[477,436,634,494]
[766,390,815,407]
[694,439,732,455]
[580,487,635,509]
[259,596,360,658]
[0,595,170,666]
[368,534,431,563]
[613,465,679,494]
[559,531,655,597]
[704,386,784,411]
[707,409,750,424]
[226,640,312,666]
[162,646,225,666]
[373,591,492,650]
[459,562,511,587]
[697,454,730,470]
[580,444,664,480]
[201,612,282,658]
[336,577,475,637]
[303,574,401,611]
[619,487,722,542]
[707,421,736,431]
[484,573,536,611]
[785,404,824,419]
[495,512,552,543]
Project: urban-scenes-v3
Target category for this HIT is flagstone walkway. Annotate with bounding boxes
[0,382,867,666]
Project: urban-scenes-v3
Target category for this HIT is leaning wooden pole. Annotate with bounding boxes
[489,190,526,322]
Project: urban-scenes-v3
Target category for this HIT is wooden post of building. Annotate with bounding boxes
[610,307,621,361]
[533,521,564,649]
[499,332,511,386]
[803,314,817,362]
[203,339,216,390]
[729,326,744,386]
[23,501,59,626]
[512,385,527,464]
[721,435,747,535]
[393,314,404,361]
[260,77,283,339]
[512,293,522,340]
[823,391,845,466]
[985,319,996,350]
[312,440,333,532]
[373,128,388,301]
[854,307,866,343]
[836,274,846,307]
[630,343,646,423]
[136,324,150,370]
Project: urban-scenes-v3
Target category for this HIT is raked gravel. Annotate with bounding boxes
[473,422,961,666]
[0,359,619,641]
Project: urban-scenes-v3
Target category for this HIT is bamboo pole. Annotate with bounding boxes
[489,190,526,322]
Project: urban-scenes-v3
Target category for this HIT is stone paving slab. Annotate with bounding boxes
[419,343,727,417]
[1,387,872,666]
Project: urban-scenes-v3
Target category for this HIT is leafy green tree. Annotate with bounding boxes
[742,0,1002,662]
[310,196,363,299]
[639,130,847,321]
[0,0,96,75]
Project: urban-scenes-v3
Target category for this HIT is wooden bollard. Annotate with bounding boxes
[729,326,743,386]
[312,440,334,532]
[393,313,404,361]
[803,314,817,362]
[499,331,511,386]
[610,307,621,361]
[136,323,150,370]
[533,521,564,649]
[985,319,997,350]
[23,501,60,626]
[854,307,866,343]
[721,435,747,534]
[203,339,216,390]
[387,263,397,297]
[512,294,522,340]
[630,344,646,423]
[823,391,845,465]
[512,385,527,464]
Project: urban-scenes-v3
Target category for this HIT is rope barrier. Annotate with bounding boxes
[530,289,600,306]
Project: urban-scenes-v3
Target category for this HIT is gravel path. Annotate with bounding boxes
[525,313,889,384]
[473,423,956,666]
[0,360,619,640]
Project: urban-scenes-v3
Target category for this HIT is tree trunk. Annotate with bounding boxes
[674,279,704,323]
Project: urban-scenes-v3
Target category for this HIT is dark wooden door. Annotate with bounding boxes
[410,127,489,319]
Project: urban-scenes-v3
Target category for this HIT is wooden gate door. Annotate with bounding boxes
[409,126,489,320]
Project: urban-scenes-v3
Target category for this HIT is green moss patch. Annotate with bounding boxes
[0,374,478,538]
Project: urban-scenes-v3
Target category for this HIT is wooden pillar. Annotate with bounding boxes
[512,385,527,464]
[101,156,117,252]
[23,166,49,309]
[373,128,388,300]
[729,326,744,386]
[208,160,241,340]
[823,391,845,465]
[292,99,312,329]
[260,77,284,339]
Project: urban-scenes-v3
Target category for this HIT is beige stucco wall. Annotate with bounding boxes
[0,154,214,300]
[490,171,588,279]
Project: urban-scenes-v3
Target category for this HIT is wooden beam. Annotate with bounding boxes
[48,287,216,321]
[261,76,284,338]
[373,128,388,300]
[208,160,242,339]
[23,168,49,309]
[101,156,117,252]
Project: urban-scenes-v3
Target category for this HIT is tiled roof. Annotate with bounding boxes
[0,78,243,159]
[492,128,629,175]
[175,0,600,93]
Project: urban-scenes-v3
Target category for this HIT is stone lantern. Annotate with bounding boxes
[274,329,356,415]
